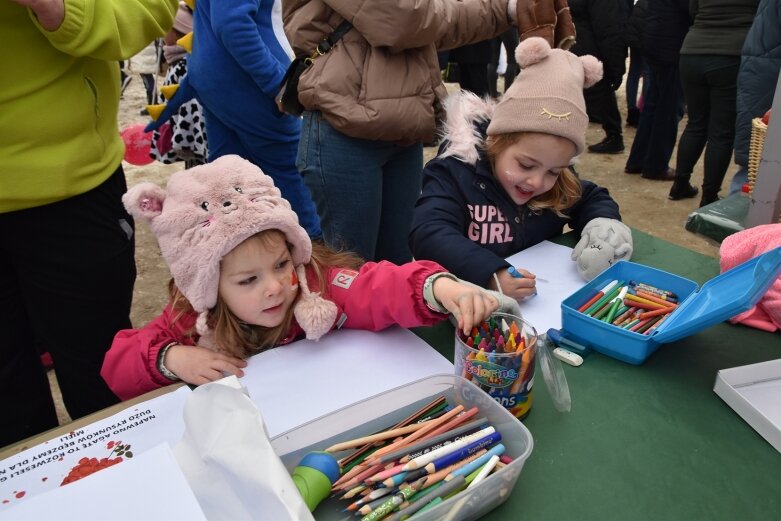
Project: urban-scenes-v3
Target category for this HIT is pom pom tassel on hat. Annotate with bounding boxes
[293,265,339,340]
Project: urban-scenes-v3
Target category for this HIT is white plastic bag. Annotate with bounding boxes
[172,377,314,521]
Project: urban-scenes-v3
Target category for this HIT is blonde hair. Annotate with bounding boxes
[485,132,581,216]
[170,230,364,357]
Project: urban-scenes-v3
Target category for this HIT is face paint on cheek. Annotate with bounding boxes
[290,268,299,290]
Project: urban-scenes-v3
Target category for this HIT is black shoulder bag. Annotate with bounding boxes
[277,20,352,116]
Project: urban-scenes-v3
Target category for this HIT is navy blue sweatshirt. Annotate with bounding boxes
[410,122,621,288]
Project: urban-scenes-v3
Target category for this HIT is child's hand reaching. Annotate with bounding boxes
[164,344,248,385]
[432,276,500,334]
[490,267,537,300]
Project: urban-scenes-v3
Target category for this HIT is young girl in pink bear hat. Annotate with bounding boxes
[101,155,520,400]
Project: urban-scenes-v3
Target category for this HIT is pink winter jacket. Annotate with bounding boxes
[102,260,449,400]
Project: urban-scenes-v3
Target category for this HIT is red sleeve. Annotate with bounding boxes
[100,304,197,401]
[323,260,449,331]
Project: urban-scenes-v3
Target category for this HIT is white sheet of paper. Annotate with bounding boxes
[0,443,206,521]
[505,240,586,332]
[241,326,454,438]
[0,386,191,511]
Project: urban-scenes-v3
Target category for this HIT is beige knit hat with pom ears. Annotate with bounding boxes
[487,37,603,155]
[122,155,337,343]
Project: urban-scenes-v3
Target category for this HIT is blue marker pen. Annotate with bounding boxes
[507,266,537,296]
[507,266,524,279]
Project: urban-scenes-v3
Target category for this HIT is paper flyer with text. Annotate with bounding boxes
[0,386,191,510]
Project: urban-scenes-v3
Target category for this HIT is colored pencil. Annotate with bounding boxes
[326,421,434,452]
[373,417,488,465]
[402,426,496,470]
[368,405,466,459]
[445,443,505,481]
[339,396,447,469]
[466,455,500,489]
[383,476,467,521]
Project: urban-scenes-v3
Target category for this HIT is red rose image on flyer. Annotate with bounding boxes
[60,441,134,486]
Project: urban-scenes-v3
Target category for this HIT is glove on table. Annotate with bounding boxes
[571,218,633,280]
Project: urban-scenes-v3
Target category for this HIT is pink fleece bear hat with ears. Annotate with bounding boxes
[122,154,338,343]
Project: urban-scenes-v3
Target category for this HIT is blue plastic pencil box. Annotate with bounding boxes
[560,246,781,365]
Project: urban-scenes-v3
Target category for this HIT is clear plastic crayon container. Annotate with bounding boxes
[270,374,534,521]
[453,313,538,420]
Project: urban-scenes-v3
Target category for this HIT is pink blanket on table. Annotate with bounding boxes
[720,223,781,332]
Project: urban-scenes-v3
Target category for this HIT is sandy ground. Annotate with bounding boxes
[49,69,724,426]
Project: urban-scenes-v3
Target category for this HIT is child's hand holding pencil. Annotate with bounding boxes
[489,266,537,300]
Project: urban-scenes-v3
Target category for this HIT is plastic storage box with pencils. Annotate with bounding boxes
[271,374,533,521]
[560,247,781,364]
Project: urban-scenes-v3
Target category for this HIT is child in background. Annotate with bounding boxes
[101,155,520,400]
[131,40,160,115]
[150,3,207,168]
[409,38,634,300]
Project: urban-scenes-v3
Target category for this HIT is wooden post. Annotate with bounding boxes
[746,69,781,227]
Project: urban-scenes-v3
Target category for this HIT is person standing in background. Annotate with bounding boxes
[184,0,322,239]
[489,28,520,97]
[624,0,689,183]
[0,0,177,447]
[132,40,161,115]
[450,39,495,98]
[669,0,761,206]
[623,0,648,128]
[282,0,576,265]
[727,0,781,194]
[568,0,629,154]
[150,3,208,168]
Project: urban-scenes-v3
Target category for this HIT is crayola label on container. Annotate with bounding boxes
[454,313,537,420]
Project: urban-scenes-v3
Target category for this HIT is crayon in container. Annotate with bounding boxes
[453,313,538,420]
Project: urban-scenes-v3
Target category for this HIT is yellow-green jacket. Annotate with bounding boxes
[0,0,177,213]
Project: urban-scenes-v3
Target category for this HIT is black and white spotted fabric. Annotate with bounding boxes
[151,57,208,165]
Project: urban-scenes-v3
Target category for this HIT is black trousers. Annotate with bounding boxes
[0,166,136,447]
[458,64,491,98]
[626,60,685,174]
[584,79,623,138]
[675,54,741,200]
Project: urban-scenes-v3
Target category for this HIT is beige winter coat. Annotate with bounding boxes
[282,0,514,142]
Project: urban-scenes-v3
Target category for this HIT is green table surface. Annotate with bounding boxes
[411,229,781,521]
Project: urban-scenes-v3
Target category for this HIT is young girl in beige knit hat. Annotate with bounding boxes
[101,155,521,401]
[410,37,634,299]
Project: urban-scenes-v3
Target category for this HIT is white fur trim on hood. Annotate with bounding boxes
[439,91,496,166]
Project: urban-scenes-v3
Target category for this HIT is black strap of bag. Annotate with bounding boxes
[277,20,352,116]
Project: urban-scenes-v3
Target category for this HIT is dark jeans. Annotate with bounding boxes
[298,112,423,264]
[202,105,322,239]
[626,61,685,174]
[141,73,156,105]
[584,79,622,138]
[0,167,134,447]
[675,54,741,200]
